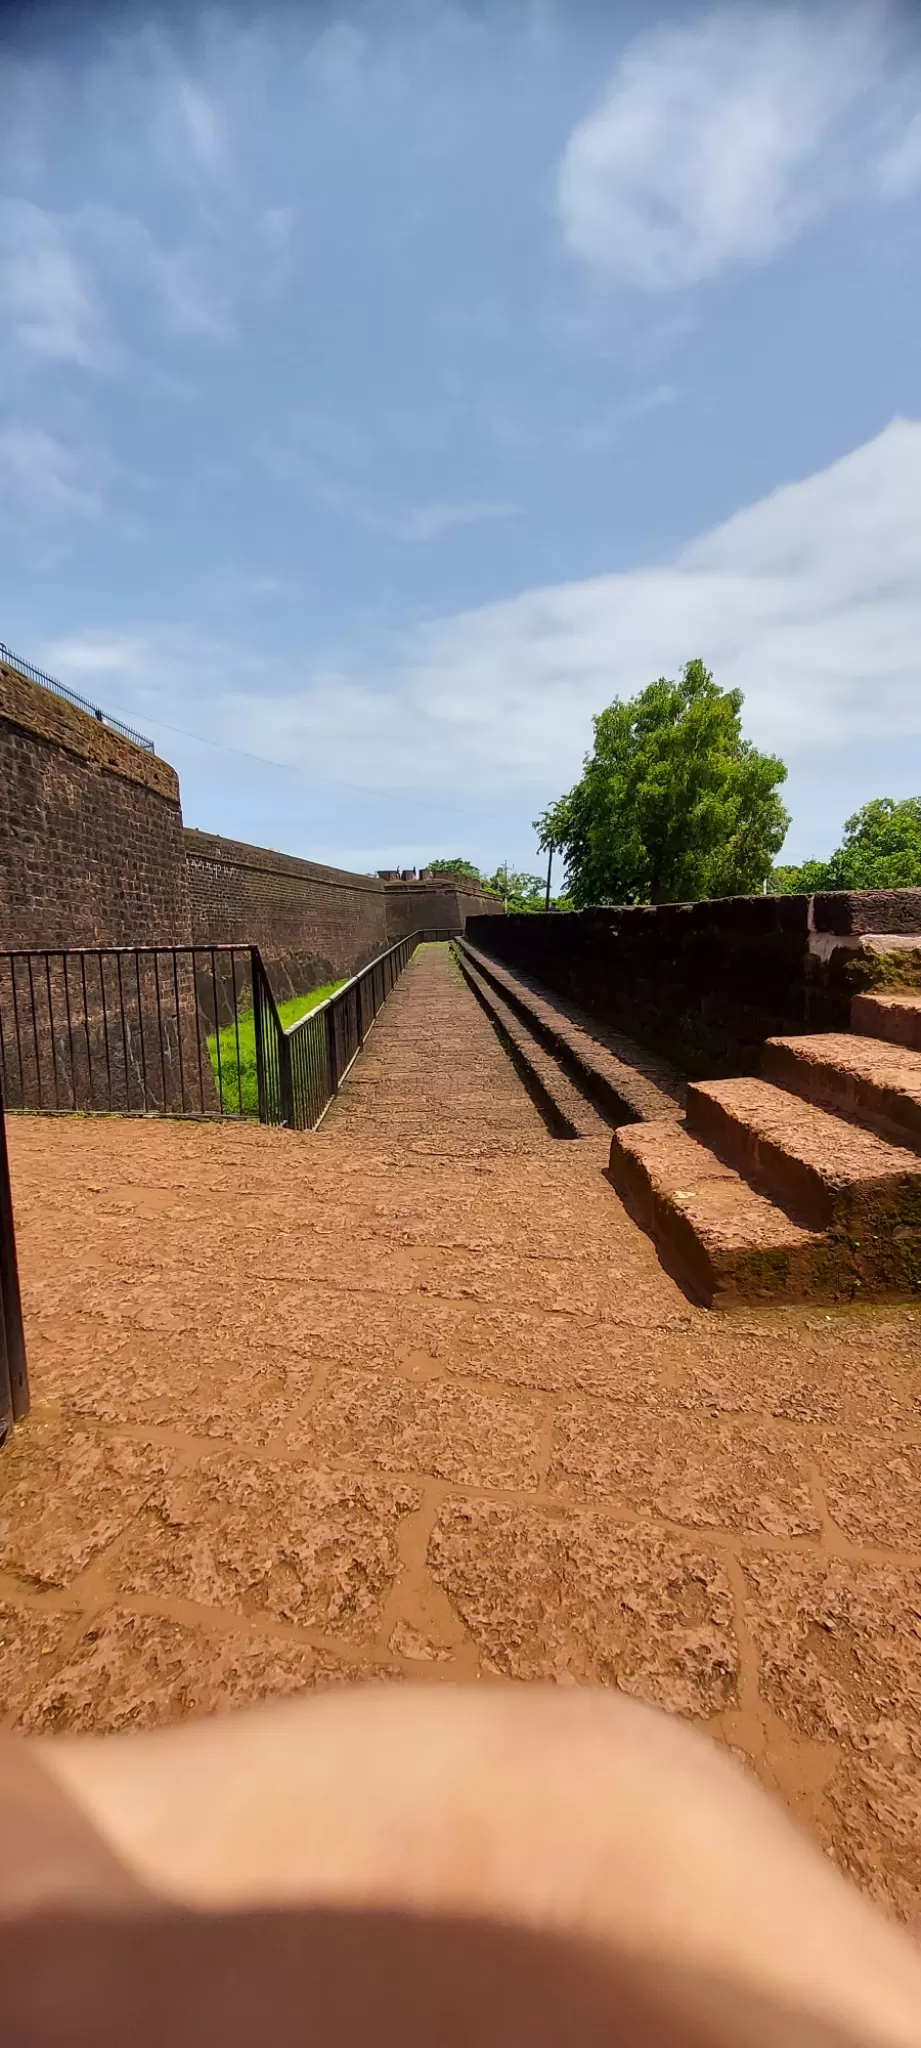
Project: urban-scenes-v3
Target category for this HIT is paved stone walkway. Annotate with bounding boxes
[2,944,921,1926]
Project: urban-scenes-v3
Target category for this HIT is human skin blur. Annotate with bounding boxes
[3,1684,921,2047]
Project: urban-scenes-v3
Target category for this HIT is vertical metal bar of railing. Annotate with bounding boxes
[251,947,271,1124]
[325,998,340,1103]
[278,1027,294,1128]
[0,1066,28,1438]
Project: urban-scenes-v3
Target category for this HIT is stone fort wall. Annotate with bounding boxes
[0,655,191,949]
[185,829,389,997]
[0,659,498,989]
[467,893,921,1077]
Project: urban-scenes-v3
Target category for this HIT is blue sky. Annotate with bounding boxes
[2,0,921,878]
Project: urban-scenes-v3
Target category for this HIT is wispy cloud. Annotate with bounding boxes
[0,199,113,371]
[145,244,232,339]
[44,421,921,852]
[0,423,102,538]
[313,478,518,541]
[170,74,230,186]
[305,22,368,99]
[556,3,921,294]
[261,428,517,541]
[568,381,680,454]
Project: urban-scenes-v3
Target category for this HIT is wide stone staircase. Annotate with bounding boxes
[453,939,685,1139]
[609,992,921,1307]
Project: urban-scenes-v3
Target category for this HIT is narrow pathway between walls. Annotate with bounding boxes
[324,941,555,1154]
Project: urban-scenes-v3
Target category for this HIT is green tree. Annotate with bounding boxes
[769,798,921,894]
[426,857,491,884]
[536,660,790,908]
[486,867,546,912]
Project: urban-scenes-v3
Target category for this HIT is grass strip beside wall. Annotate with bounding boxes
[207,981,346,1116]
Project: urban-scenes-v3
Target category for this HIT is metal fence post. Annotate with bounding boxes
[0,1067,28,1435]
[251,948,270,1124]
[325,999,340,1100]
[278,1030,294,1129]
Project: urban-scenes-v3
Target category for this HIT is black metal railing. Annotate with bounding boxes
[0,931,447,1133]
[261,929,427,1131]
[0,641,155,753]
[0,1066,28,1442]
[0,946,258,1119]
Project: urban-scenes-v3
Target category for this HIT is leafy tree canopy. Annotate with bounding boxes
[425,859,558,914]
[535,659,790,909]
[426,858,487,883]
[486,867,547,913]
[769,797,921,894]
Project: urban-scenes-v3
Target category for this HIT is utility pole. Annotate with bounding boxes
[544,842,553,912]
[503,862,509,911]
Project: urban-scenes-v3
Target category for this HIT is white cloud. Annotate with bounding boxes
[877,110,921,198]
[305,22,367,97]
[556,4,921,293]
[0,200,112,370]
[146,246,232,339]
[260,437,517,540]
[171,76,230,185]
[568,382,680,454]
[369,499,519,541]
[43,420,921,847]
[0,424,102,535]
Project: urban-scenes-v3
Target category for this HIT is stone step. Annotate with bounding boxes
[455,939,684,1127]
[607,1120,829,1308]
[852,991,921,1052]
[685,1075,921,1234]
[762,1032,921,1151]
[454,950,608,1140]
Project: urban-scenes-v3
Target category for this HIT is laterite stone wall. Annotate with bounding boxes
[0,659,191,948]
[466,892,921,1078]
[185,830,389,998]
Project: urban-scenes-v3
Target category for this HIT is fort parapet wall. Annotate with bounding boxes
[0,656,191,948]
[185,829,389,997]
[466,894,921,1078]
[0,658,499,985]
[383,875,504,942]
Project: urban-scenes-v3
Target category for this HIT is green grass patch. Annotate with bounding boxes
[207,979,346,1116]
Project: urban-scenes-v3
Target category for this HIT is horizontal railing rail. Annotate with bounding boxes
[0,931,448,1132]
[0,641,155,752]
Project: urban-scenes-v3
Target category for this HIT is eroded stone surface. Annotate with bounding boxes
[548,1401,819,1537]
[112,1459,422,1639]
[429,1500,739,1716]
[0,1600,74,1723]
[815,1435,921,1549]
[740,1554,921,1754]
[15,1608,399,1734]
[0,1425,170,1587]
[297,1367,544,1490]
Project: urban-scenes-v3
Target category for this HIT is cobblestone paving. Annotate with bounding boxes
[2,945,921,1925]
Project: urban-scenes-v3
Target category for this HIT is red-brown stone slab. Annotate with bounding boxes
[852,992,921,1053]
[686,1076,921,1233]
[608,1119,828,1307]
[762,1032,921,1150]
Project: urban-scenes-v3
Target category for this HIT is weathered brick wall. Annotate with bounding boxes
[0,656,507,993]
[383,879,505,940]
[467,891,921,1078]
[185,829,389,997]
[0,659,191,948]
